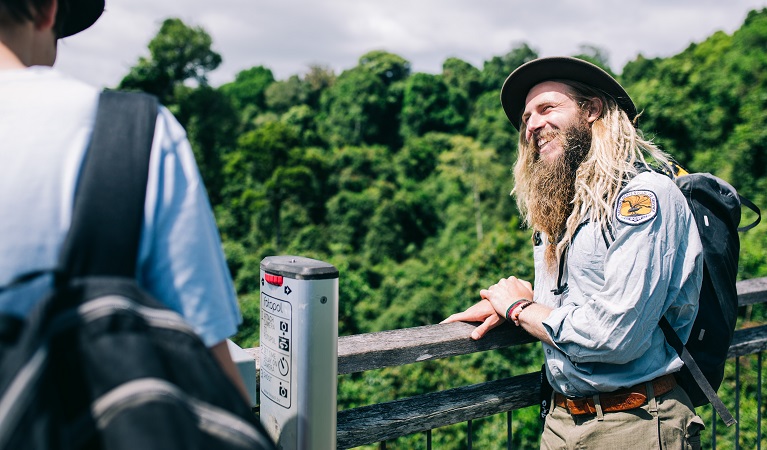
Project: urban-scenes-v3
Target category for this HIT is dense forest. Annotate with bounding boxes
[115,9,767,448]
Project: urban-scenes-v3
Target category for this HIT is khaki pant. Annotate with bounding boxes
[541,384,705,450]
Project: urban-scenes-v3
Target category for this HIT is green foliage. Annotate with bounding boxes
[118,18,221,104]
[173,85,238,204]
[118,12,767,449]
[318,58,404,148]
[480,42,538,92]
[264,75,306,114]
[358,50,411,85]
[400,73,465,138]
[572,44,613,75]
[443,57,483,100]
[218,66,276,121]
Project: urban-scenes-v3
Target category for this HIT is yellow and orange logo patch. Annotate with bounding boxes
[616,190,658,225]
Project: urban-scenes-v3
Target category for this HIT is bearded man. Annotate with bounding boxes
[443,57,706,449]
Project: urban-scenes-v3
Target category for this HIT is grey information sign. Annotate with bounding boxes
[259,256,339,450]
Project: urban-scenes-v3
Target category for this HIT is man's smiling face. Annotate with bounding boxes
[522,81,592,163]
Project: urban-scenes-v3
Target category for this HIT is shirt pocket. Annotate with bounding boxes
[567,226,607,292]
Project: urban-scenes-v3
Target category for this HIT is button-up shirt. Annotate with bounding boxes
[535,170,703,397]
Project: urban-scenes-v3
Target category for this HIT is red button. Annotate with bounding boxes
[265,273,283,286]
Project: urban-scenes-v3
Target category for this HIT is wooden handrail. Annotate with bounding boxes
[335,277,767,374]
[736,277,767,306]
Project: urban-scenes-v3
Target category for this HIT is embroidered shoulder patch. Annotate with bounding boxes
[616,190,658,225]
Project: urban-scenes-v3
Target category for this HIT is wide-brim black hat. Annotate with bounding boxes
[500,56,637,131]
[60,0,105,38]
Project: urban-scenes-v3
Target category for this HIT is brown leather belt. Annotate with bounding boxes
[554,374,677,416]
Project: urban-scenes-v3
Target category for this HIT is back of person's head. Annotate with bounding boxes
[0,0,103,38]
[0,0,66,37]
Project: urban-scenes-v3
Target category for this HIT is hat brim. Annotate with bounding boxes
[500,56,637,131]
[60,0,105,38]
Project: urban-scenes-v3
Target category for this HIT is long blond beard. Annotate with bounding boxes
[526,118,591,269]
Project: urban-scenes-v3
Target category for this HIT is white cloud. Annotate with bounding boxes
[54,0,767,89]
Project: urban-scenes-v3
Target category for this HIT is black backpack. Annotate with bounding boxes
[0,91,275,449]
[657,164,760,426]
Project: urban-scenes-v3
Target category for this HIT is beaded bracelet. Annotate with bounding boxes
[511,300,534,326]
[505,299,532,323]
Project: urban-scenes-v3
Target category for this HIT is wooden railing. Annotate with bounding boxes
[249,276,767,449]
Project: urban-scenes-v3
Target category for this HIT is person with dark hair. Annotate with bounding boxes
[0,0,249,399]
[443,57,705,449]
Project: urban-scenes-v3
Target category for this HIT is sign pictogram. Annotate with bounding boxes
[260,293,292,409]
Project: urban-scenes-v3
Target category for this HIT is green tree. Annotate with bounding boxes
[467,90,519,165]
[572,44,613,73]
[264,74,307,114]
[319,52,409,148]
[400,72,464,138]
[438,135,503,242]
[173,85,238,205]
[302,64,336,108]
[358,50,411,86]
[219,121,298,242]
[218,66,276,124]
[442,57,483,99]
[442,57,483,130]
[318,67,388,147]
[481,42,538,92]
[118,18,221,104]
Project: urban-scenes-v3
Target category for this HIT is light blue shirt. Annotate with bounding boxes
[0,67,241,347]
[535,170,703,397]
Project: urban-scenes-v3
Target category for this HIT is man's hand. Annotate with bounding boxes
[441,299,504,340]
[480,276,534,318]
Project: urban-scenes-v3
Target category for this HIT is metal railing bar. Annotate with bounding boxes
[467,419,473,450]
[507,410,512,450]
[736,357,741,450]
[713,402,718,450]
[426,429,432,450]
[759,353,762,450]
[711,402,716,450]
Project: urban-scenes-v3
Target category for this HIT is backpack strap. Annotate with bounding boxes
[737,195,761,232]
[660,317,736,426]
[58,90,159,280]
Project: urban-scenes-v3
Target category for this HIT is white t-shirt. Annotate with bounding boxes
[0,67,241,346]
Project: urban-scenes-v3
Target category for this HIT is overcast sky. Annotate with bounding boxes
[55,0,767,89]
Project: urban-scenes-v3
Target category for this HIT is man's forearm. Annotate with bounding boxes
[517,303,556,346]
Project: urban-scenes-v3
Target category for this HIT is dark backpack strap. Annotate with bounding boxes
[59,90,159,279]
[738,195,761,232]
[660,317,736,426]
